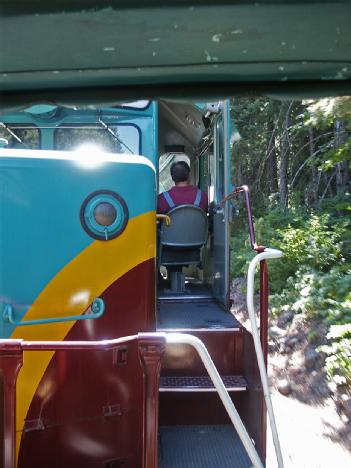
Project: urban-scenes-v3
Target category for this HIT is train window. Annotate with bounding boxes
[54,124,140,154]
[0,125,40,149]
[158,152,191,193]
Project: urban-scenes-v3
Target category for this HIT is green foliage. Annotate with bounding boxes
[319,324,351,386]
[231,199,351,385]
[231,95,351,389]
[306,97,351,129]
[319,139,351,171]
[232,204,350,288]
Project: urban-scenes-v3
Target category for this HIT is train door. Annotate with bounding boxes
[212,101,231,307]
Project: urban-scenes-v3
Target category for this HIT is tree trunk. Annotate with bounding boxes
[334,120,349,196]
[267,119,278,193]
[279,102,292,208]
[308,126,319,205]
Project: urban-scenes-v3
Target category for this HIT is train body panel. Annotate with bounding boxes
[0,100,269,468]
[0,148,157,465]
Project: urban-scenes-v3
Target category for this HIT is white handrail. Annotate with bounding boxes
[247,247,284,468]
[165,332,264,468]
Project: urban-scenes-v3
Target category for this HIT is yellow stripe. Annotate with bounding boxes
[11,211,155,459]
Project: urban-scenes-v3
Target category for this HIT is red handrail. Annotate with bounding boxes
[221,185,264,253]
[0,333,166,468]
[222,185,269,366]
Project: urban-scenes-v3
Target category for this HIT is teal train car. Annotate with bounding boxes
[0,100,272,468]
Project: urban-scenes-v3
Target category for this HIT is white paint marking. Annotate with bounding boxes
[212,34,222,43]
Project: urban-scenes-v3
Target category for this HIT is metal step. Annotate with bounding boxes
[157,301,241,330]
[160,375,247,392]
[159,425,252,467]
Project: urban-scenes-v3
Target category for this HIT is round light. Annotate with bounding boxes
[93,202,117,226]
[80,190,129,241]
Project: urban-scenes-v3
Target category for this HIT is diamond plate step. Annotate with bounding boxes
[160,375,247,392]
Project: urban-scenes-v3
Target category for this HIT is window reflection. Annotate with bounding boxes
[55,125,140,154]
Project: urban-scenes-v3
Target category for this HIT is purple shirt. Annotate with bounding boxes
[157,185,208,214]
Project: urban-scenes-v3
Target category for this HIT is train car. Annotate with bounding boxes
[0,99,278,468]
[0,1,350,468]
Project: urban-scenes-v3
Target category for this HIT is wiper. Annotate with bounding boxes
[98,117,135,155]
[0,122,23,145]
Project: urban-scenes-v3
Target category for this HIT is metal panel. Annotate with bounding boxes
[212,102,230,307]
[1,2,350,95]
[0,149,156,338]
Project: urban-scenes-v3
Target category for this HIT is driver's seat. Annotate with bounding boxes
[159,205,208,293]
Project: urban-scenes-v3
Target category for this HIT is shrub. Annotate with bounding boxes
[231,201,350,389]
[319,324,351,386]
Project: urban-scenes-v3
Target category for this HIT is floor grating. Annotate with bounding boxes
[159,425,252,467]
[157,301,241,330]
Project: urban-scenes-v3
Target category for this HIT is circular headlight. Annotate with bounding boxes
[93,202,117,226]
[80,190,128,241]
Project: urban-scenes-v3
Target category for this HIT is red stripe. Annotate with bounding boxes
[18,259,155,468]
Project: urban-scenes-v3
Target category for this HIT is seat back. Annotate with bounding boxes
[161,205,208,248]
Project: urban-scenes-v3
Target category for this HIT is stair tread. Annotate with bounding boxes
[157,301,242,330]
[160,375,247,392]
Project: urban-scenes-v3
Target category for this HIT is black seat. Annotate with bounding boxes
[159,205,208,293]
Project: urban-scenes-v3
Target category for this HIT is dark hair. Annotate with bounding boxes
[170,161,190,183]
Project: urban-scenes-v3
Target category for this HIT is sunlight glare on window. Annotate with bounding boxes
[74,143,104,169]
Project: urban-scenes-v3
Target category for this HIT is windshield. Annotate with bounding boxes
[54,124,140,154]
[0,124,40,149]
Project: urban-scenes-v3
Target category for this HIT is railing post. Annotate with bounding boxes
[0,340,23,468]
[259,259,269,463]
[259,260,269,368]
[138,333,166,468]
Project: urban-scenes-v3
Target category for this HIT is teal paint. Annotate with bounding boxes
[0,149,155,338]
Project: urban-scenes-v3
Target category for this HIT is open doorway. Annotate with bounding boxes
[156,100,237,331]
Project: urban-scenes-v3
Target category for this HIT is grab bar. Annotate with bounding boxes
[220,185,264,252]
[156,214,171,225]
[165,333,264,468]
[2,297,105,326]
[247,248,284,468]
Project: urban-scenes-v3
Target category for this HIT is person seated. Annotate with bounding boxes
[157,161,208,213]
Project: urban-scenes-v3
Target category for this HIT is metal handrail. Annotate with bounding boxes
[165,333,264,468]
[222,184,270,359]
[156,214,171,225]
[247,248,284,468]
[221,185,264,252]
[2,298,105,327]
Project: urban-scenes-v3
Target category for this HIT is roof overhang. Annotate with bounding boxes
[0,0,350,108]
